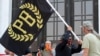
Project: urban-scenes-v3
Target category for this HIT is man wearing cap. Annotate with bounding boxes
[55,27,82,56]
[81,21,100,56]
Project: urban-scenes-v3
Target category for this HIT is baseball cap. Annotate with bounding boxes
[61,31,72,41]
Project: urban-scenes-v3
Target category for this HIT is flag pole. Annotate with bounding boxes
[46,0,79,41]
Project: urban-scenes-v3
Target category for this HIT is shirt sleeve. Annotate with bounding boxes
[71,44,82,54]
[82,36,89,49]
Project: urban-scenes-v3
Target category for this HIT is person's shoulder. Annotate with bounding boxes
[87,33,97,38]
[84,33,98,41]
[56,43,62,47]
[84,33,93,38]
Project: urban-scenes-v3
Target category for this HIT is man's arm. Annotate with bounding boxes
[71,39,82,54]
[82,35,89,56]
[83,48,89,56]
[55,40,67,51]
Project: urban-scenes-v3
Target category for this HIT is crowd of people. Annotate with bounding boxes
[4,21,100,56]
[36,21,100,56]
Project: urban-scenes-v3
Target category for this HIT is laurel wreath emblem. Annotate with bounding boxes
[8,3,43,42]
[8,25,34,42]
[20,3,43,29]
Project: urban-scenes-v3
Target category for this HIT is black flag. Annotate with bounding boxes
[0,0,53,55]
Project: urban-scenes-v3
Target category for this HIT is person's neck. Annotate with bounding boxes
[85,31,91,35]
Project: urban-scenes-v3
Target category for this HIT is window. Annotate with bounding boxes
[74,0,93,39]
[46,0,65,41]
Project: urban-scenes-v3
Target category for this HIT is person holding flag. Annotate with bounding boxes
[55,26,82,56]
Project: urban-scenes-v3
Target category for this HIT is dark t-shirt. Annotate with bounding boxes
[55,40,81,56]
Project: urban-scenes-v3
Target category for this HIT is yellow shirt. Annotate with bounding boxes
[82,33,100,56]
